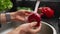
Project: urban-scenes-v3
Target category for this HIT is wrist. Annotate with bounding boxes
[10,12,16,21]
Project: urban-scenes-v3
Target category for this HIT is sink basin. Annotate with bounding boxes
[0,21,57,34]
[38,21,57,34]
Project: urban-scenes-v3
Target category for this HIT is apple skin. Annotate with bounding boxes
[39,7,54,18]
[27,13,41,27]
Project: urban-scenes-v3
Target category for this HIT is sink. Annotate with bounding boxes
[0,21,57,34]
[38,21,57,34]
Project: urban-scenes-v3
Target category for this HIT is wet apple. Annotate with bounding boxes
[27,13,41,27]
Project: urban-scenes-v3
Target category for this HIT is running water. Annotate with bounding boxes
[34,1,40,13]
[27,0,41,27]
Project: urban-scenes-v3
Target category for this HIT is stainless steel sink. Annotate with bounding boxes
[0,21,57,34]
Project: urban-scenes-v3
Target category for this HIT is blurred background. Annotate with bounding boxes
[0,0,60,34]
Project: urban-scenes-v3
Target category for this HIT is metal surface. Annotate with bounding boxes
[42,18,59,34]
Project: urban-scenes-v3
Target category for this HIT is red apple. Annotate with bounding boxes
[27,13,41,27]
[39,7,54,18]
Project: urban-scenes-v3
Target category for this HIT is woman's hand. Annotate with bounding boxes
[10,10,32,22]
[7,22,41,34]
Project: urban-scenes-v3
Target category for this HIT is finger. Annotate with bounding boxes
[17,10,32,16]
[16,10,29,14]
[17,16,25,22]
[30,22,37,27]
[25,12,32,16]
[30,23,42,33]
[24,11,33,16]
[17,10,31,13]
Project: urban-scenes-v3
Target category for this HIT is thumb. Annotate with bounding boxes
[30,22,37,27]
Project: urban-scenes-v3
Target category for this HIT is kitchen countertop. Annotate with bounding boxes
[42,17,59,34]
